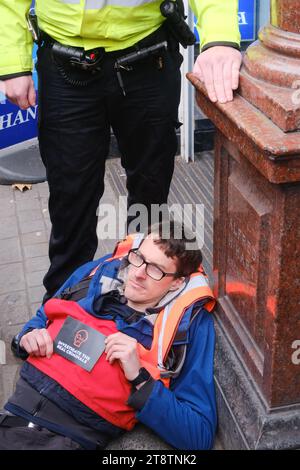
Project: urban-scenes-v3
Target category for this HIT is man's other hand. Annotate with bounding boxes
[20,328,53,359]
[105,332,141,382]
[3,76,36,110]
[193,46,242,103]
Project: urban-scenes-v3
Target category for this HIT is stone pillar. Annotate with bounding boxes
[188,0,300,449]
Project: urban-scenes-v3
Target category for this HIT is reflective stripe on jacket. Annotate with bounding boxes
[0,0,240,76]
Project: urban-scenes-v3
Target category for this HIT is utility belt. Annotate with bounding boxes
[27,1,195,91]
[40,23,173,61]
[29,0,195,66]
[39,26,172,92]
[41,30,105,73]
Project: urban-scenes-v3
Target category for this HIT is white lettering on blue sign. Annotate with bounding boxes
[0,106,38,131]
[238,12,248,26]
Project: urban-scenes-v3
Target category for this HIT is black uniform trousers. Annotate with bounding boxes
[37,29,182,301]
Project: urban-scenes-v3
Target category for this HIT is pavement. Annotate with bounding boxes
[0,152,222,450]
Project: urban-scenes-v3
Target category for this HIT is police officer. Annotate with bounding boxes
[0,0,242,301]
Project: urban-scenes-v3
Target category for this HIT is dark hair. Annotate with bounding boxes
[147,221,202,278]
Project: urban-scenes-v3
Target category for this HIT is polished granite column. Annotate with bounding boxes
[188,0,300,449]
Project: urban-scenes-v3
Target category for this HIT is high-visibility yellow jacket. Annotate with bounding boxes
[0,0,240,77]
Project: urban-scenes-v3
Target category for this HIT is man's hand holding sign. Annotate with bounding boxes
[20,323,143,385]
[20,328,53,359]
[105,332,142,384]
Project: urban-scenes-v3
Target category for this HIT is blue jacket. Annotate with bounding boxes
[9,254,217,450]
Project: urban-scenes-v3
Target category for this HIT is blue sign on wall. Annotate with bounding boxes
[194,0,257,43]
[238,0,257,42]
[0,45,38,150]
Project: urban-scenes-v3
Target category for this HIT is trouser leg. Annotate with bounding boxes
[36,46,110,299]
[108,44,182,230]
[0,425,82,450]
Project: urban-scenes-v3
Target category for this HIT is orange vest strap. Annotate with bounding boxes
[161,286,215,363]
[138,273,215,374]
[111,234,135,259]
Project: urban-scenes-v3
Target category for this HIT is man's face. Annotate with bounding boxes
[124,235,184,309]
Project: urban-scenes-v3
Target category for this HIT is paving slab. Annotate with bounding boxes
[0,216,19,240]
[23,242,49,259]
[0,291,29,326]
[0,263,26,295]
[0,237,22,265]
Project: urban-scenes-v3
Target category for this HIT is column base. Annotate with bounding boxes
[214,315,300,450]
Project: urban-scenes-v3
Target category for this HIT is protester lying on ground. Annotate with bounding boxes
[0,221,216,450]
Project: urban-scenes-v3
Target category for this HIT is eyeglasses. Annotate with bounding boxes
[127,249,177,281]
